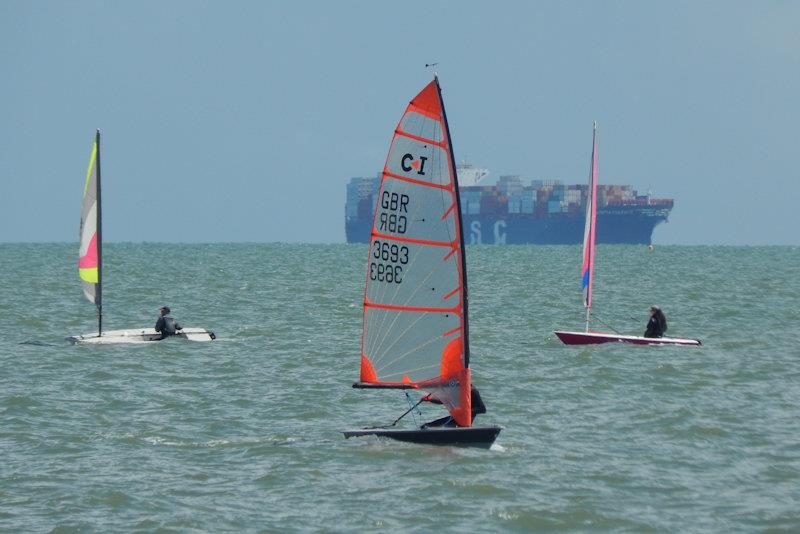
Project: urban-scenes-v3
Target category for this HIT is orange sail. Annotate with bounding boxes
[357,78,472,427]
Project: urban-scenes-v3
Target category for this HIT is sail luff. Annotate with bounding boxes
[95,129,103,335]
[435,76,470,369]
[581,123,598,331]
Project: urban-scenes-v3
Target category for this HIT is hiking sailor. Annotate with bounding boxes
[644,305,667,338]
[155,306,182,339]
[420,386,487,428]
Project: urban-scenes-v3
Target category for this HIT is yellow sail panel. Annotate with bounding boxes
[79,267,98,284]
[84,142,97,194]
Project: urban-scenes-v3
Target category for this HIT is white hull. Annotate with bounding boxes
[68,327,216,344]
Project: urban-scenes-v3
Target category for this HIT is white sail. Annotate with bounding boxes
[358,78,472,427]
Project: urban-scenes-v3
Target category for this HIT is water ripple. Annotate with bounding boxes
[0,244,798,531]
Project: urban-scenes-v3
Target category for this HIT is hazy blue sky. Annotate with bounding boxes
[2,1,798,244]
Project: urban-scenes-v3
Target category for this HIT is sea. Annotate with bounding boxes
[1,243,798,532]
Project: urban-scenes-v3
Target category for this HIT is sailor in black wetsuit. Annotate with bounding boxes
[644,305,667,338]
[155,306,182,339]
[420,386,487,428]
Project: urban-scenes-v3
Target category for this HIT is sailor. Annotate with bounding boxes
[155,306,182,339]
[420,386,487,428]
[644,305,667,338]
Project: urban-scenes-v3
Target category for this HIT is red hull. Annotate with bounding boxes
[554,330,701,346]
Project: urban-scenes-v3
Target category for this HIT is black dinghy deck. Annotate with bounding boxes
[343,426,502,448]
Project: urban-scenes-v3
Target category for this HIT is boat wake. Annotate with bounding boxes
[18,339,55,346]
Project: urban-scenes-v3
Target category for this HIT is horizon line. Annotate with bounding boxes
[1,241,797,247]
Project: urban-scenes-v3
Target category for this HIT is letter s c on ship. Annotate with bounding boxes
[493,220,507,245]
[470,221,482,245]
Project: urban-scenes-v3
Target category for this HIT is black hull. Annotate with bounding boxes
[346,208,669,245]
[343,426,502,448]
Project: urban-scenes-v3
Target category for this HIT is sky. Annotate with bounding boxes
[1,1,798,245]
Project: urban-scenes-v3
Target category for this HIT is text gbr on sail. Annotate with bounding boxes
[378,191,409,234]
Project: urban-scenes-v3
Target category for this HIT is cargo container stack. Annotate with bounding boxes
[460,189,482,215]
[345,176,380,222]
[518,189,536,214]
[344,164,674,245]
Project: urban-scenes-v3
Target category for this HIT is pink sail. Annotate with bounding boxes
[581,124,598,316]
[78,233,98,270]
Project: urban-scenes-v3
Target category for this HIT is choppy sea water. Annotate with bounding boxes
[1,243,798,532]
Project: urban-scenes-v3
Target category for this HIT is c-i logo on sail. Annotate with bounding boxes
[400,153,427,176]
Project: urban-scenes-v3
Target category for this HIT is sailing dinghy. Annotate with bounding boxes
[343,78,501,448]
[68,130,215,344]
[554,125,700,347]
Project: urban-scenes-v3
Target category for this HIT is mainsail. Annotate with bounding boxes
[581,123,598,331]
[357,78,472,427]
[79,130,102,332]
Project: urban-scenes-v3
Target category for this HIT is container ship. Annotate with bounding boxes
[345,163,673,245]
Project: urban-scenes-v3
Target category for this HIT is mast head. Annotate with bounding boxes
[425,62,440,83]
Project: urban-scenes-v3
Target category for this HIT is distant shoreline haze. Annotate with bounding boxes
[1,242,798,247]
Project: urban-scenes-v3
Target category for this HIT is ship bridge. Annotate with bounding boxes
[456,161,490,187]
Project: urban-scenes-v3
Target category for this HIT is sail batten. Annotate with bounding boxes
[382,171,452,190]
[359,78,472,427]
[395,130,447,147]
[369,232,455,248]
[365,301,459,313]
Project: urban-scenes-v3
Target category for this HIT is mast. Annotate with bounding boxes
[584,299,590,332]
[583,122,597,332]
[95,129,103,336]
[435,76,470,368]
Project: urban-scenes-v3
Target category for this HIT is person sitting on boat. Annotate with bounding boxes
[155,306,182,339]
[420,386,487,428]
[644,306,667,338]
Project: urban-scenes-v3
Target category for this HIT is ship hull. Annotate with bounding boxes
[346,209,668,245]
